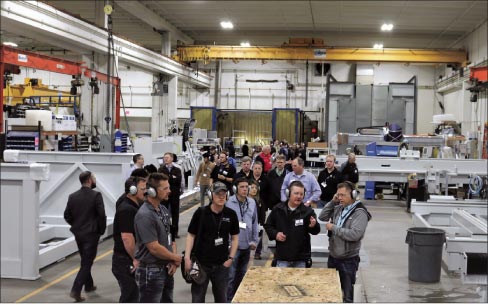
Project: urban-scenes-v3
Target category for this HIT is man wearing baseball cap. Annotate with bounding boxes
[184,182,239,302]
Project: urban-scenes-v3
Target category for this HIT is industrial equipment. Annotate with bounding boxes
[411,198,487,286]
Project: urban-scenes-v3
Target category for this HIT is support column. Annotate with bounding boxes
[161,31,171,57]
[94,0,107,29]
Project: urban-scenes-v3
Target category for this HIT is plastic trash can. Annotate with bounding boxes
[405,227,446,283]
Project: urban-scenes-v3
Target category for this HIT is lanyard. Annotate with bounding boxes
[154,204,171,234]
[337,202,357,227]
[238,198,248,220]
[210,210,224,238]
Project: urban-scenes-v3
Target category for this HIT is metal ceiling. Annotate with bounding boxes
[1,1,487,54]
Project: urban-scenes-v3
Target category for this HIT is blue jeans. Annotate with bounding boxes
[327,255,360,303]
[227,248,251,302]
[191,263,229,303]
[276,260,306,268]
[135,266,174,303]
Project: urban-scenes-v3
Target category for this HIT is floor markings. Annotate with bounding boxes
[15,249,113,303]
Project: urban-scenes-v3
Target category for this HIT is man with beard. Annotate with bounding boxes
[112,176,147,302]
[64,171,107,302]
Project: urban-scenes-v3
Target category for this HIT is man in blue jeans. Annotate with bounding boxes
[318,181,371,303]
[225,178,259,302]
[134,173,182,303]
[265,181,320,268]
[184,182,239,303]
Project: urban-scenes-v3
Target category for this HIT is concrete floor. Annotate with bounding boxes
[1,199,486,303]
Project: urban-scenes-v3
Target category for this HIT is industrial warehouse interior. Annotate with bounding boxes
[0,0,487,303]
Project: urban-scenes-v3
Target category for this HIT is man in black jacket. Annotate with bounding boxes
[64,171,107,302]
[264,181,320,267]
[266,154,288,210]
[340,153,359,185]
[158,152,183,238]
[317,154,343,207]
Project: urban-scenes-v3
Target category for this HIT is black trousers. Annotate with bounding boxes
[71,233,99,294]
[168,193,180,236]
[112,252,139,303]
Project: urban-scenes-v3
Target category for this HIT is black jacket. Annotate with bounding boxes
[317,167,343,202]
[64,186,107,236]
[340,162,359,184]
[158,165,182,197]
[266,168,288,210]
[264,202,320,261]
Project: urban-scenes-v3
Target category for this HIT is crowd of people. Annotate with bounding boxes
[64,140,368,303]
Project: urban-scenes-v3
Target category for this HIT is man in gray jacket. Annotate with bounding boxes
[319,181,371,303]
[225,178,259,302]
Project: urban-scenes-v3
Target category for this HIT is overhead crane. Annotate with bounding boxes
[175,45,468,66]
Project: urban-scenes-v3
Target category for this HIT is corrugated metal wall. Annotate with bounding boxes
[191,107,215,131]
[217,111,272,146]
[273,109,301,144]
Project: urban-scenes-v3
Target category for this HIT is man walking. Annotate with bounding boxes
[195,152,215,206]
[134,173,182,303]
[267,154,288,210]
[64,171,106,302]
[318,181,371,303]
[184,182,239,303]
[265,181,320,267]
[225,178,259,302]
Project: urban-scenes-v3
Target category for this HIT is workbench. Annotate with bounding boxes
[232,267,342,303]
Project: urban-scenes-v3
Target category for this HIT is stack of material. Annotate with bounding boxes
[232,267,342,303]
[25,109,53,131]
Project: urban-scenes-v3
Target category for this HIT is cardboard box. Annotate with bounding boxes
[307,142,327,148]
[337,133,349,145]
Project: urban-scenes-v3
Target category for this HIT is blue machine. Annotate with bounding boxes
[364,141,401,199]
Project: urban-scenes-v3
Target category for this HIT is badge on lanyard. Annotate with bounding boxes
[321,181,327,188]
[239,221,247,229]
[295,219,304,226]
[203,173,207,177]
[214,237,223,246]
[168,234,172,245]
[223,170,228,176]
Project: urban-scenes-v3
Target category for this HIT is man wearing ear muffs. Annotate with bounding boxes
[318,181,371,303]
[264,180,320,268]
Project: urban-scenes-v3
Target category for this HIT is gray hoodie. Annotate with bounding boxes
[318,200,371,259]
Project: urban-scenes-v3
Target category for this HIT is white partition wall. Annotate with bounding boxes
[1,163,49,280]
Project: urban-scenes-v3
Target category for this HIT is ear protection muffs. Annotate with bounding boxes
[207,182,229,201]
[232,178,251,194]
[285,180,306,198]
[344,181,358,200]
[145,183,157,198]
[129,182,138,195]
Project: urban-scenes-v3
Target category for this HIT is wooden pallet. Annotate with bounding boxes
[232,267,342,303]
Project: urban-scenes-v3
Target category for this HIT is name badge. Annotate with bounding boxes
[214,237,223,246]
[321,181,327,188]
[203,174,207,177]
[239,221,247,229]
[295,219,304,226]
[223,170,228,175]
[168,234,172,245]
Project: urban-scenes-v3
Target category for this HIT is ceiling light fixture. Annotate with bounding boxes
[220,21,234,29]
[381,23,394,31]
[3,41,18,47]
[240,41,250,47]
[373,43,384,49]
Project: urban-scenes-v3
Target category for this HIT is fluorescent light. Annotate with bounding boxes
[381,23,394,31]
[373,43,383,49]
[3,41,18,47]
[240,41,250,47]
[220,21,234,29]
